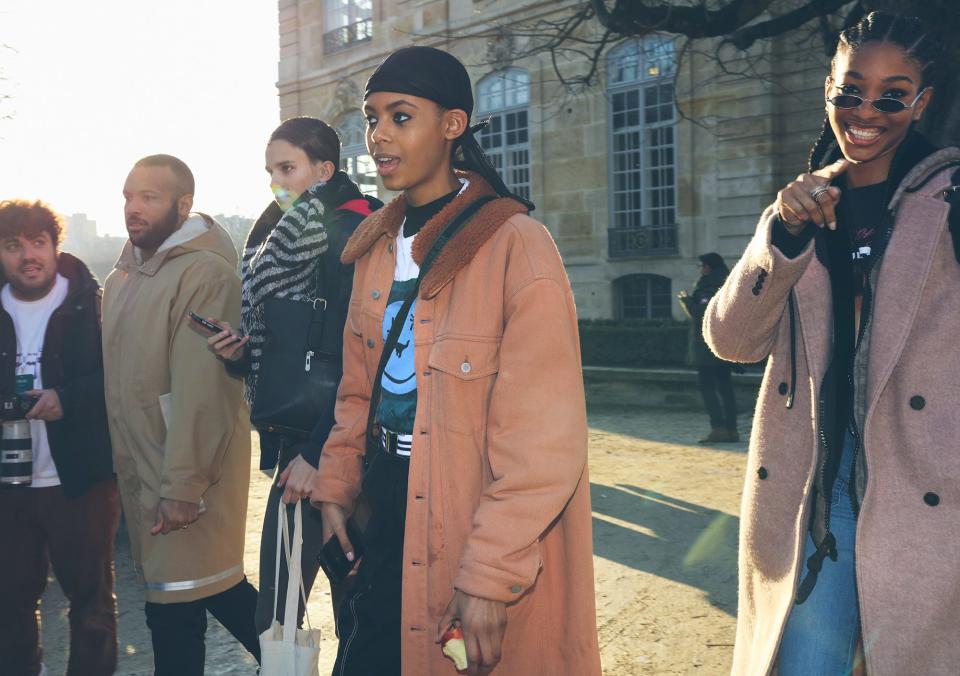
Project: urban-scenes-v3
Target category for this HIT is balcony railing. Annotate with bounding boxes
[608,225,677,258]
[323,18,373,54]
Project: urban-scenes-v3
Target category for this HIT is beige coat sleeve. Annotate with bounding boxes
[704,206,817,364]
[454,236,589,603]
[160,264,244,504]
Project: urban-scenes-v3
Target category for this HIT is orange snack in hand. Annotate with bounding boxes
[441,623,468,672]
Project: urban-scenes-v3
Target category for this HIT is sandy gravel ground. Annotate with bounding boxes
[38,407,749,675]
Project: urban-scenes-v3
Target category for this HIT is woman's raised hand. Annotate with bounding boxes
[775,158,850,234]
[204,318,249,361]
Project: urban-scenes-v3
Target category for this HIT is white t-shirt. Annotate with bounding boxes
[1,273,69,487]
[393,227,420,282]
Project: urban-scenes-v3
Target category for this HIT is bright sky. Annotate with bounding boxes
[0,0,279,237]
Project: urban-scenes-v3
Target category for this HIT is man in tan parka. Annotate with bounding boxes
[102,155,260,673]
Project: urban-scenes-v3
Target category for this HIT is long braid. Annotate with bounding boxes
[804,11,942,173]
[808,116,835,172]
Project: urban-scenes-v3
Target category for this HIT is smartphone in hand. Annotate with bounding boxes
[188,311,226,334]
[317,520,365,583]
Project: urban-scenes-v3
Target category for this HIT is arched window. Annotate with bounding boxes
[476,69,531,201]
[335,111,377,197]
[607,36,678,257]
[615,273,672,319]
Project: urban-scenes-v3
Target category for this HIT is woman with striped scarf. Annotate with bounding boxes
[201,116,381,635]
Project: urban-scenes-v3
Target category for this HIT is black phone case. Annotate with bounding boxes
[318,520,365,583]
[189,311,225,334]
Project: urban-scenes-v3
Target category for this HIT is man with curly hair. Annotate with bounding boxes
[0,199,118,676]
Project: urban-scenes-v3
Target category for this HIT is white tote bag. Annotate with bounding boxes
[259,500,322,676]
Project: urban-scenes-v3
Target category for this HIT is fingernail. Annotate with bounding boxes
[829,222,836,230]
[346,551,354,562]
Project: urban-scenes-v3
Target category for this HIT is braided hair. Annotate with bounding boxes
[807,11,942,172]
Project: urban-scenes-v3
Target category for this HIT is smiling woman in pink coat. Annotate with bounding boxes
[310,46,601,676]
[704,12,960,676]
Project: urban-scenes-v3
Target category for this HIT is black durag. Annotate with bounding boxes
[364,46,535,211]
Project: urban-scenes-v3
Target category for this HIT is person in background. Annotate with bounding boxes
[102,154,259,675]
[678,252,738,443]
[203,116,381,634]
[0,199,118,676]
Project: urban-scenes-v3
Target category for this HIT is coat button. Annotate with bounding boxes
[460,361,472,374]
[510,585,521,594]
[366,339,375,348]
[371,290,381,300]
[778,382,788,396]
[752,286,761,296]
[909,395,926,410]
[924,492,940,506]
[757,466,769,480]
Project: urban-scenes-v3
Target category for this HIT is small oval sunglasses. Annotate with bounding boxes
[826,87,928,114]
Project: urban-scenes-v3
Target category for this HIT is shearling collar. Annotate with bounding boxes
[341,172,528,298]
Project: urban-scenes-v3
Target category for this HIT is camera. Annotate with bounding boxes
[1,394,38,421]
[1,394,37,487]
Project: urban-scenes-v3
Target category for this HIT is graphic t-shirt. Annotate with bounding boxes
[836,180,888,298]
[376,182,465,443]
[376,236,420,436]
[1,273,69,487]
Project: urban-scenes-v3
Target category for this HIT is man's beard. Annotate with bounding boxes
[128,200,182,251]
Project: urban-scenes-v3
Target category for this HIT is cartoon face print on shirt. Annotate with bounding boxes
[381,292,418,395]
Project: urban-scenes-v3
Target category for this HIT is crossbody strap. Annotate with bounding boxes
[362,195,496,468]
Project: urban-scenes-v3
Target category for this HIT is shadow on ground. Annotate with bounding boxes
[592,482,738,616]
[586,404,752,454]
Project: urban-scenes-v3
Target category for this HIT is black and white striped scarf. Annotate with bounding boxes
[240,185,329,403]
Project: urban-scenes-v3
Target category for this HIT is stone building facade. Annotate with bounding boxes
[276,0,832,319]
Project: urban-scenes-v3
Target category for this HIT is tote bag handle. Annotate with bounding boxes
[273,500,312,644]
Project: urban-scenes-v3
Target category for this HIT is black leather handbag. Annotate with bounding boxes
[249,264,343,439]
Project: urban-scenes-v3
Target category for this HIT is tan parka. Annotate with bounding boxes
[312,175,602,675]
[102,215,251,604]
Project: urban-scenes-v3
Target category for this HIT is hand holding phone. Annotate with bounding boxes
[189,311,249,361]
[318,518,365,583]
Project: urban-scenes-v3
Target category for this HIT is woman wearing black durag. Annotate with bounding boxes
[310,46,602,675]
[679,252,738,443]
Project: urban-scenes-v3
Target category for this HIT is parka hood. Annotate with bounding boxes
[114,213,239,276]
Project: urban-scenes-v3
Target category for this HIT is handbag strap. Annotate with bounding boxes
[275,501,312,643]
[363,195,496,469]
[303,246,329,356]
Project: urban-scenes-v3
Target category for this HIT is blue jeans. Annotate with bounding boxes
[778,428,862,675]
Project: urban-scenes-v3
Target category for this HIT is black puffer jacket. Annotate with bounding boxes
[0,253,113,497]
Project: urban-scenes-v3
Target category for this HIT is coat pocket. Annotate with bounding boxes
[427,336,500,435]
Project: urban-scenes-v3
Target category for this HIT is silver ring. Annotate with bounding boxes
[810,185,830,202]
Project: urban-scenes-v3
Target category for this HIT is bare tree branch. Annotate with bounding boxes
[591,0,776,37]
[0,43,14,122]
[438,0,959,143]
[726,0,852,49]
